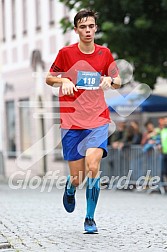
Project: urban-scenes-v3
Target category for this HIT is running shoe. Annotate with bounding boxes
[63,181,76,213]
[84,217,98,234]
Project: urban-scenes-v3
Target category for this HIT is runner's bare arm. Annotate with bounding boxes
[46,72,78,95]
[100,74,121,90]
[111,74,122,89]
[46,72,68,87]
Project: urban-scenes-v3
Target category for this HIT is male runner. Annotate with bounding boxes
[46,9,121,233]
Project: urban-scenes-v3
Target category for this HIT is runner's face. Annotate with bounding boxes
[74,17,97,43]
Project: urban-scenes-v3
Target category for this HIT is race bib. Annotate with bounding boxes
[76,71,101,90]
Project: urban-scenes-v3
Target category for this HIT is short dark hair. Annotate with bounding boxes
[74,9,98,27]
[144,120,153,128]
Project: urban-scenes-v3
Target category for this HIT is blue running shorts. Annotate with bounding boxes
[61,124,109,161]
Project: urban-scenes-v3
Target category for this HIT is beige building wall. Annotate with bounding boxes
[0,0,77,179]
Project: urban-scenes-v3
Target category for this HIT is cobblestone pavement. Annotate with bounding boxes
[0,183,167,252]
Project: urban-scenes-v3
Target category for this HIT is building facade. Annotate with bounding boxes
[0,0,77,178]
[1,1,166,180]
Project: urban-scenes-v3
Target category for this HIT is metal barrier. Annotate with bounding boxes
[100,145,165,193]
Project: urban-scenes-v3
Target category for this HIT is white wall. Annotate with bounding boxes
[1,0,77,73]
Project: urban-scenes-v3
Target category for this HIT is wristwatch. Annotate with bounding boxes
[111,78,115,86]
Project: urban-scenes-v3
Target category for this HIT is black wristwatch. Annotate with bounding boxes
[111,78,115,86]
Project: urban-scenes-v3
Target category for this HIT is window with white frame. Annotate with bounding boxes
[49,0,55,25]
[11,0,16,39]
[6,101,16,157]
[19,99,31,154]
[1,0,6,41]
[52,95,62,160]
[22,0,27,35]
[35,0,41,31]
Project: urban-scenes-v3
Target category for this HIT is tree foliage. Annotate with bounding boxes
[59,0,167,88]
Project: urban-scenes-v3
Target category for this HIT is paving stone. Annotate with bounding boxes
[0,184,167,251]
[0,250,15,252]
[0,235,8,244]
[0,234,11,250]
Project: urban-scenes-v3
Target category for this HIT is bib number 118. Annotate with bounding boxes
[83,77,96,85]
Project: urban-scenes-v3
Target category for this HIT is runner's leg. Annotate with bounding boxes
[63,158,86,213]
[68,158,86,187]
[85,148,103,220]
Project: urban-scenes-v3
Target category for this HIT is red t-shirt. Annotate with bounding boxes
[50,43,118,129]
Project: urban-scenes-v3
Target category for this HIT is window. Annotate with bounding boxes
[52,96,62,160]
[22,0,27,35]
[6,101,16,157]
[49,0,55,25]
[11,0,16,39]
[35,0,41,31]
[19,99,31,154]
[1,0,6,41]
